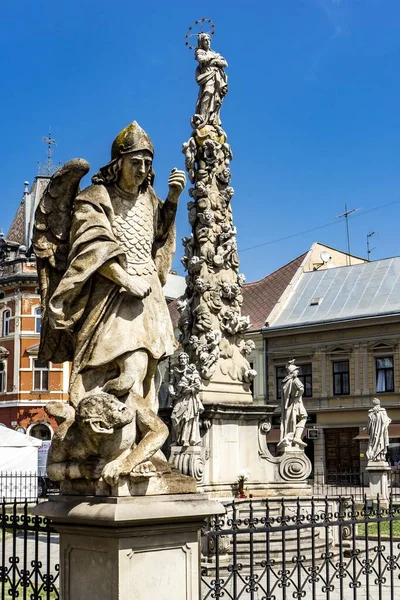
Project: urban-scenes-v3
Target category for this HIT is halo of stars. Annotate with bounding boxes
[185,18,215,50]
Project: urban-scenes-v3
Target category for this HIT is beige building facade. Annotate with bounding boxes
[262,256,400,480]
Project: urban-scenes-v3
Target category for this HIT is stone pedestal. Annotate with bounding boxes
[262,446,312,497]
[34,494,223,600]
[200,374,253,405]
[169,445,206,484]
[366,461,391,501]
[196,403,278,497]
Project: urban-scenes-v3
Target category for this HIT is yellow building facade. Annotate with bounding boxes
[262,256,400,479]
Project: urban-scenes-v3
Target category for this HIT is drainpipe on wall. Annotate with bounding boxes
[14,289,21,399]
[263,336,269,403]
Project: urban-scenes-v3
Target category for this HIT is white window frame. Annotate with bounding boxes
[2,310,11,337]
[34,306,42,334]
[0,361,5,393]
[375,355,394,393]
[33,359,49,391]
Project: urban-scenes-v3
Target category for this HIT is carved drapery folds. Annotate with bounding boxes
[178,32,256,393]
[169,353,204,446]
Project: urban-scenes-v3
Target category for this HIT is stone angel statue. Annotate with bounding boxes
[33,121,187,492]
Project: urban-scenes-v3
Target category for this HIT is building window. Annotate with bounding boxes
[33,359,49,391]
[29,423,52,441]
[376,357,394,393]
[35,307,42,334]
[276,364,312,399]
[249,361,254,397]
[333,361,350,395]
[2,310,11,337]
[0,362,5,392]
[298,364,312,397]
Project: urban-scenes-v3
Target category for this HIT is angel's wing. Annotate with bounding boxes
[32,158,90,363]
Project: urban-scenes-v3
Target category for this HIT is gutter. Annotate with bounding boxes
[263,310,400,334]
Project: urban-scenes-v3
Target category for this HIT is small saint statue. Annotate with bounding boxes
[278,359,307,450]
[366,398,391,463]
[169,352,204,447]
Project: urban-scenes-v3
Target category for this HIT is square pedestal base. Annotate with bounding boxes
[35,494,224,600]
[366,461,391,501]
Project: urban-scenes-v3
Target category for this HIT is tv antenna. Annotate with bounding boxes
[336,204,359,266]
[367,230,375,260]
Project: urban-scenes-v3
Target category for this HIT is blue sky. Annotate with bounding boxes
[1,0,400,281]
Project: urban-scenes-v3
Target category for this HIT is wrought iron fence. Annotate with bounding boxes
[311,470,367,500]
[311,470,400,501]
[0,472,58,503]
[201,495,400,600]
[0,499,59,599]
[2,486,400,600]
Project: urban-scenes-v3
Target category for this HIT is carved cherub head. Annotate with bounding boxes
[217,167,231,185]
[203,140,220,164]
[194,277,209,293]
[176,298,188,314]
[205,331,216,343]
[242,340,255,356]
[221,282,230,294]
[188,335,200,350]
[198,209,214,226]
[188,256,204,273]
[220,222,230,233]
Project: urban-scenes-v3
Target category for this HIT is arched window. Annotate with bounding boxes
[2,310,11,337]
[35,307,42,334]
[29,423,52,441]
[0,362,5,392]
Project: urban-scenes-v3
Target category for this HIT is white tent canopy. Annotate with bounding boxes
[0,427,42,448]
[0,427,41,500]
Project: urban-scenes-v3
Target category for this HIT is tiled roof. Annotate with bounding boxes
[242,253,307,330]
[168,253,307,331]
[168,295,180,329]
[7,201,25,245]
[270,256,400,329]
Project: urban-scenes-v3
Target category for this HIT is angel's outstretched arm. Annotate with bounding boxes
[157,169,186,240]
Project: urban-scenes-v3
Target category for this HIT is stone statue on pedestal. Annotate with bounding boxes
[278,360,307,450]
[366,398,391,462]
[195,33,228,126]
[169,352,204,446]
[33,122,194,495]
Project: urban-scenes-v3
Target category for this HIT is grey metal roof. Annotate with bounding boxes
[269,257,400,329]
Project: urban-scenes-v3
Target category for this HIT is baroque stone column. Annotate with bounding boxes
[178,29,256,405]
[170,24,280,496]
